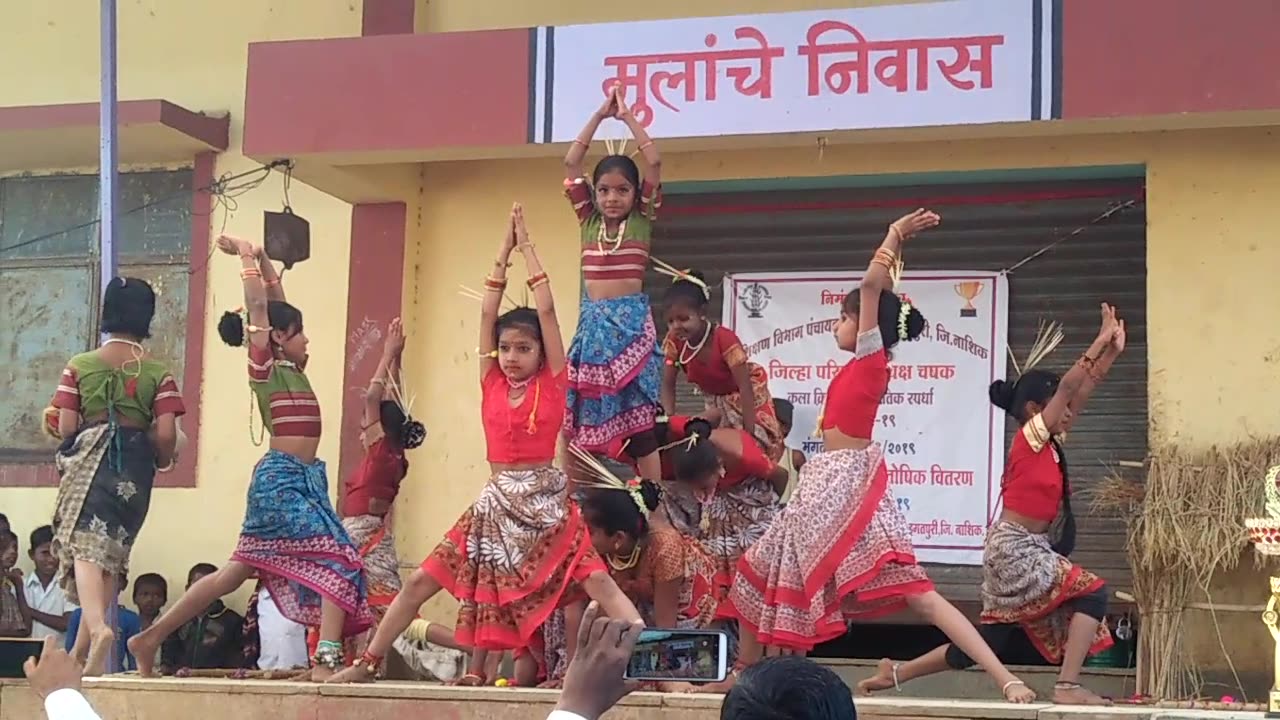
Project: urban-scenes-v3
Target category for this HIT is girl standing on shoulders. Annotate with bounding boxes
[661,272,784,461]
[562,85,666,482]
[328,205,641,685]
[48,277,185,675]
[862,307,1124,706]
[128,236,371,681]
[713,210,1036,703]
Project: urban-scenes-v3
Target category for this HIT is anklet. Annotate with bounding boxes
[353,651,382,675]
[312,640,344,670]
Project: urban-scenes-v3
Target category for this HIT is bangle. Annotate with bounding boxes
[887,224,905,242]
[638,140,654,151]
[156,460,176,474]
[263,278,280,288]
[573,138,590,148]
[526,272,549,288]
[483,275,508,291]
[369,378,386,387]
[494,259,512,268]
[240,268,262,280]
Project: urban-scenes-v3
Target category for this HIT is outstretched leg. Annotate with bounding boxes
[1053,587,1110,705]
[128,560,256,677]
[327,568,443,683]
[905,592,1034,703]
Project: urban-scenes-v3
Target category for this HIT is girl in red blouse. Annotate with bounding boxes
[330,205,641,685]
[713,210,1033,702]
[661,272,784,461]
[871,307,1125,706]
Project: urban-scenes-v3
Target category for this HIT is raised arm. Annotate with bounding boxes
[564,91,616,181]
[258,253,286,303]
[615,88,661,188]
[216,236,270,351]
[859,210,939,335]
[1065,313,1124,421]
[514,204,566,375]
[1039,304,1119,433]
[364,318,404,443]
[479,211,517,381]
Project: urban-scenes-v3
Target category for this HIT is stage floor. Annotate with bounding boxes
[0,676,1266,720]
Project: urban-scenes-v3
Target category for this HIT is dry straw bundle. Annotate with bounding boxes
[1091,438,1280,700]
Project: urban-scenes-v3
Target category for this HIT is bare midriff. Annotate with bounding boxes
[585,277,642,301]
[997,508,1052,535]
[271,436,320,465]
[489,460,554,473]
[821,428,873,452]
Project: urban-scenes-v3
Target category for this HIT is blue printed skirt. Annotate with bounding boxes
[232,450,372,637]
[564,292,663,451]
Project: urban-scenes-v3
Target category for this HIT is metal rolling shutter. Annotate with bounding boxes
[646,178,1147,610]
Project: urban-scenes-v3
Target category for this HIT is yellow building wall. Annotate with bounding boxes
[0,1,360,611]
[402,127,1280,671]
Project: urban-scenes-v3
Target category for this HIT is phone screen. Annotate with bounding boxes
[624,629,728,683]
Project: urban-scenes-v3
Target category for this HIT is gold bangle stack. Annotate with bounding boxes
[871,247,897,271]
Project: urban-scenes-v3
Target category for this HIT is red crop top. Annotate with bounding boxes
[481,364,566,464]
[1000,414,1065,524]
[819,330,889,439]
[662,325,753,396]
[717,429,776,489]
[341,437,408,517]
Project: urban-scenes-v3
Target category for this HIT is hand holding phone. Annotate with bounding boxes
[556,602,645,720]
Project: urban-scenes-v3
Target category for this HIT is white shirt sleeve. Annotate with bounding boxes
[44,689,103,720]
[547,712,589,720]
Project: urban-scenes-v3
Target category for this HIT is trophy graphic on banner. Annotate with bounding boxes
[1246,465,1280,716]
[955,281,983,318]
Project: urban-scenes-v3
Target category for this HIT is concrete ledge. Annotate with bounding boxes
[0,676,1265,720]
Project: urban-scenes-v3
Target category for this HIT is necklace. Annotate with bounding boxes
[506,375,533,391]
[103,338,144,353]
[103,337,145,377]
[607,544,642,571]
[678,324,712,366]
[596,219,628,255]
[697,487,716,533]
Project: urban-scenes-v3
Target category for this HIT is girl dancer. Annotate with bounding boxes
[48,277,185,675]
[562,85,665,482]
[861,308,1124,705]
[129,235,371,680]
[661,272,784,460]
[713,210,1035,703]
[329,204,640,684]
[338,317,428,665]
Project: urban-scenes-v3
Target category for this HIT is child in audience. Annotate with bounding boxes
[24,526,72,644]
[65,574,141,672]
[132,573,167,631]
[160,563,244,672]
[0,530,32,637]
[770,399,807,504]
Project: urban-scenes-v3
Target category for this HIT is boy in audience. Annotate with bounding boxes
[161,563,244,671]
[133,573,167,631]
[25,526,73,644]
[65,575,141,672]
[0,530,32,637]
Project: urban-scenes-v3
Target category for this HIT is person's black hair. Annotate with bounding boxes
[720,656,857,720]
[663,270,710,312]
[134,573,168,597]
[592,154,641,191]
[495,306,543,349]
[989,369,1075,556]
[218,300,303,347]
[188,562,218,581]
[772,398,794,430]
[28,525,53,552]
[101,276,156,339]
[671,419,719,484]
[841,288,925,351]
[0,530,17,550]
[580,480,663,541]
[380,401,426,451]
[0,513,8,527]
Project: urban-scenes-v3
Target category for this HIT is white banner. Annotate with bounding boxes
[723,271,1009,565]
[532,0,1058,143]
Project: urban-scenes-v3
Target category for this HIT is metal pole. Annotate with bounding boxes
[100,0,120,674]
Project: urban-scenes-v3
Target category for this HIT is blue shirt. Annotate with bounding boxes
[64,606,142,672]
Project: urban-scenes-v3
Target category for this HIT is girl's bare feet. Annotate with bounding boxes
[658,681,696,693]
[127,633,158,677]
[84,627,115,677]
[856,658,900,695]
[536,678,562,689]
[451,673,486,687]
[1003,679,1037,703]
[1053,682,1110,705]
[326,664,375,684]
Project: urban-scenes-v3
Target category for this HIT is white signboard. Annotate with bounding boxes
[532,0,1058,143]
[723,271,1009,565]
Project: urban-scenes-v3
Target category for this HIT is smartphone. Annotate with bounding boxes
[624,628,729,683]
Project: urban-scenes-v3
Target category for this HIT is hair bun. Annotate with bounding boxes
[988,379,1015,411]
[637,479,662,512]
[217,311,246,347]
[686,418,713,441]
[903,306,927,342]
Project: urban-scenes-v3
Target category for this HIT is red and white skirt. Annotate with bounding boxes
[719,445,933,651]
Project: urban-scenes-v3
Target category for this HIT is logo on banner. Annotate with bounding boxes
[954,281,984,318]
[738,282,771,318]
